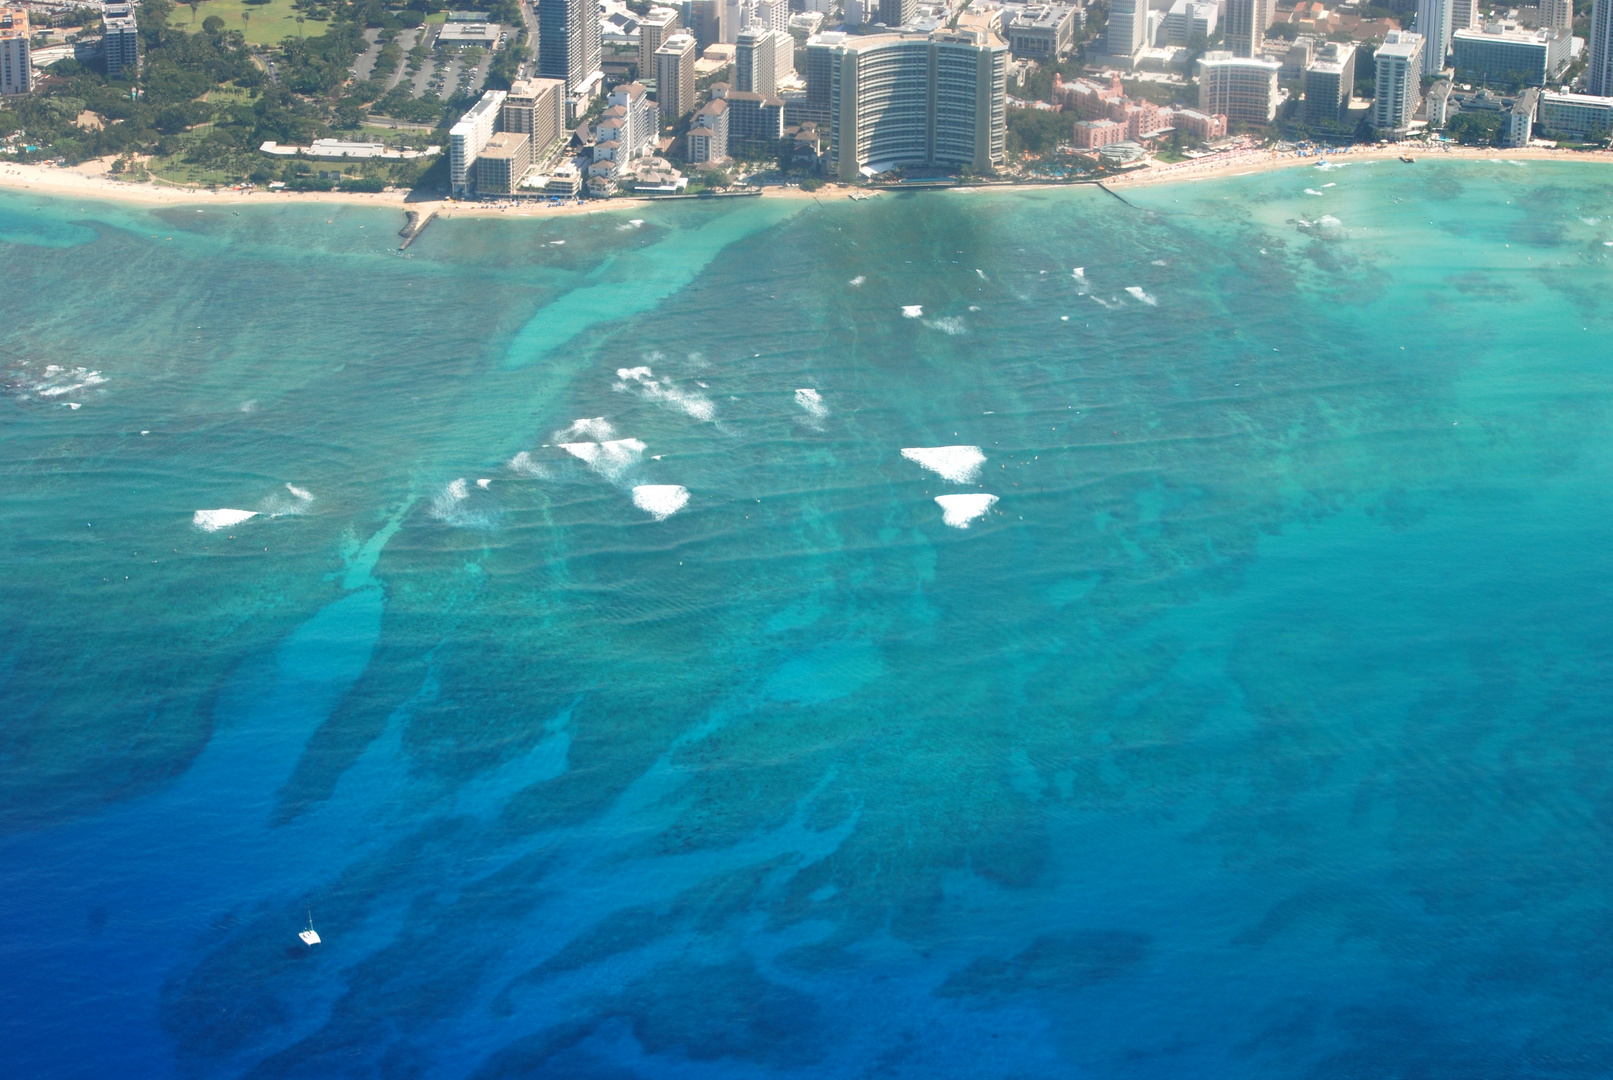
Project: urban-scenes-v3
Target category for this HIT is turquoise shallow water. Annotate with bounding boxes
[2,159,1613,1078]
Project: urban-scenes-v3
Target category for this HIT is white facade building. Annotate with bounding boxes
[1416,0,1452,74]
[1372,30,1424,133]
[1197,51,1282,123]
[1163,0,1217,47]
[1105,0,1147,59]
[450,90,508,196]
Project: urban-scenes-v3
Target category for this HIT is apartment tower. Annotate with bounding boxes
[538,0,602,93]
[655,32,698,120]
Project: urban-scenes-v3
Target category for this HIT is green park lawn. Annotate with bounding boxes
[175,0,328,47]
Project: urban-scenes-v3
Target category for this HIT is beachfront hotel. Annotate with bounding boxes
[1372,30,1424,134]
[449,90,507,197]
[817,28,1007,182]
[1452,23,1573,88]
[1196,51,1282,124]
[0,7,29,96]
[501,78,568,164]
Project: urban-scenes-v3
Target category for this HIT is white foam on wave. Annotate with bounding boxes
[1317,214,1342,229]
[1304,188,1324,196]
[618,219,645,230]
[1315,160,1348,171]
[508,450,551,478]
[934,493,998,528]
[1124,286,1158,306]
[430,477,497,529]
[795,387,829,420]
[1090,295,1121,309]
[560,438,647,483]
[286,483,314,502]
[558,417,616,441]
[925,316,967,335]
[1322,182,1336,188]
[632,484,689,520]
[975,268,988,281]
[848,275,865,287]
[34,366,107,399]
[901,445,986,484]
[194,508,258,531]
[614,365,716,422]
[67,402,81,409]
[477,478,491,489]
[902,305,924,318]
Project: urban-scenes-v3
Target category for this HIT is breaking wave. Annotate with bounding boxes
[901,445,986,484]
[508,451,551,478]
[560,438,647,483]
[1124,286,1158,307]
[614,365,716,423]
[193,509,258,532]
[934,493,998,529]
[631,484,690,520]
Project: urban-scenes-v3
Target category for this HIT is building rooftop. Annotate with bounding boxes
[1375,30,1423,59]
[1009,4,1076,30]
[479,131,529,159]
[1454,23,1559,44]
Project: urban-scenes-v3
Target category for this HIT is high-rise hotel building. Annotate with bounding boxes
[0,7,31,96]
[815,29,1006,182]
[539,0,602,94]
[1586,0,1613,95]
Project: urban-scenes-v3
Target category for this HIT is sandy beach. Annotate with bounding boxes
[1103,141,1613,189]
[4,144,1610,219]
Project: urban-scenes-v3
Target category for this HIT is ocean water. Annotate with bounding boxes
[2,159,1612,1079]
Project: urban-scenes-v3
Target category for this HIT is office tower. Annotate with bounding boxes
[1223,0,1266,58]
[502,78,568,159]
[1197,51,1282,122]
[1301,41,1355,124]
[640,8,680,81]
[1163,0,1217,48]
[1105,0,1147,58]
[0,7,30,95]
[102,3,141,79]
[1416,0,1451,73]
[539,0,602,92]
[757,0,790,33]
[655,32,697,120]
[824,30,1006,182]
[687,0,726,50]
[1449,0,1478,31]
[1540,0,1572,31]
[1588,0,1613,95]
[876,0,916,28]
[1372,30,1424,132]
[450,90,509,196]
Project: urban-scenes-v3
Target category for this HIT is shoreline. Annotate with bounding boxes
[5,144,1611,217]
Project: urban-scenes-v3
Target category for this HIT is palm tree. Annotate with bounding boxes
[296,14,305,37]
[241,9,250,37]
[188,1,199,25]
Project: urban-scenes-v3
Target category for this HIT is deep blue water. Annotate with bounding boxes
[2,159,1613,1078]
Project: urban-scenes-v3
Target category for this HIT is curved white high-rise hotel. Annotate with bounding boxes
[820,30,1007,182]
